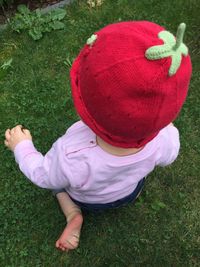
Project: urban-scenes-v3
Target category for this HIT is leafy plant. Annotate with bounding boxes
[10,5,66,40]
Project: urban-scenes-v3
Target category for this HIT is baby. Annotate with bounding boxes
[4,21,192,251]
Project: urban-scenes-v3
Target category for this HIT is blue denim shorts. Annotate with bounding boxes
[52,178,145,212]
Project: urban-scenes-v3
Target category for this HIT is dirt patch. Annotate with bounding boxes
[0,0,62,24]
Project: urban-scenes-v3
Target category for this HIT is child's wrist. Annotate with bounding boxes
[13,139,35,164]
[13,139,33,153]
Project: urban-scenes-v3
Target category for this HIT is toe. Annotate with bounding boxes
[55,240,60,248]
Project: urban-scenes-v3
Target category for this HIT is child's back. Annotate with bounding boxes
[17,120,179,204]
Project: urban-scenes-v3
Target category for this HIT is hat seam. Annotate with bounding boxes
[92,55,144,76]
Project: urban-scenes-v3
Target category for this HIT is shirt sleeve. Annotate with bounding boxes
[156,124,180,167]
[14,138,70,189]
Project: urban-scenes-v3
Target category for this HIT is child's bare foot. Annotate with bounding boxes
[56,212,83,251]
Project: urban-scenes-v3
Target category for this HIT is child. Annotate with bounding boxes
[4,21,192,251]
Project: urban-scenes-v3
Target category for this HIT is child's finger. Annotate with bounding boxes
[15,125,24,133]
[5,129,11,140]
[10,125,23,134]
[23,129,31,135]
[10,128,15,134]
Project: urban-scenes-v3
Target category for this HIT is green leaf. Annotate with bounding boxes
[64,57,73,67]
[42,13,52,23]
[50,21,65,30]
[0,58,13,70]
[10,18,25,31]
[28,28,43,40]
[17,4,30,15]
[50,8,66,21]
[35,8,42,18]
[151,200,166,211]
[43,25,52,32]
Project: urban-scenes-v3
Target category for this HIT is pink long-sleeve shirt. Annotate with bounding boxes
[14,121,180,203]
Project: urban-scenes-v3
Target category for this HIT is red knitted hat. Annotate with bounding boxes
[70,21,192,148]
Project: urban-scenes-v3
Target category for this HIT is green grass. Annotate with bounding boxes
[0,0,200,266]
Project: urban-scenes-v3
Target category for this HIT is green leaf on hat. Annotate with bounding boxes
[145,23,188,76]
[86,34,97,46]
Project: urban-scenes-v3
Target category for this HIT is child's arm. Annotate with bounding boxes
[4,125,70,189]
[156,123,180,167]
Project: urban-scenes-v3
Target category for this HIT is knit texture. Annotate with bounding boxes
[70,21,192,148]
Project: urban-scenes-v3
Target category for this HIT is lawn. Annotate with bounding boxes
[0,0,200,266]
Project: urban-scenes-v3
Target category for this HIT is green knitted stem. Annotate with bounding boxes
[174,23,186,50]
[145,23,188,76]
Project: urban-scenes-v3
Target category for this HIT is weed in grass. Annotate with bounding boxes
[10,5,66,40]
[87,0,104,8]
[0,57,12,79]
[64,56,74,68]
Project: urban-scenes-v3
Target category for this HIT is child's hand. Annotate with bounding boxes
[4,125,32,151]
